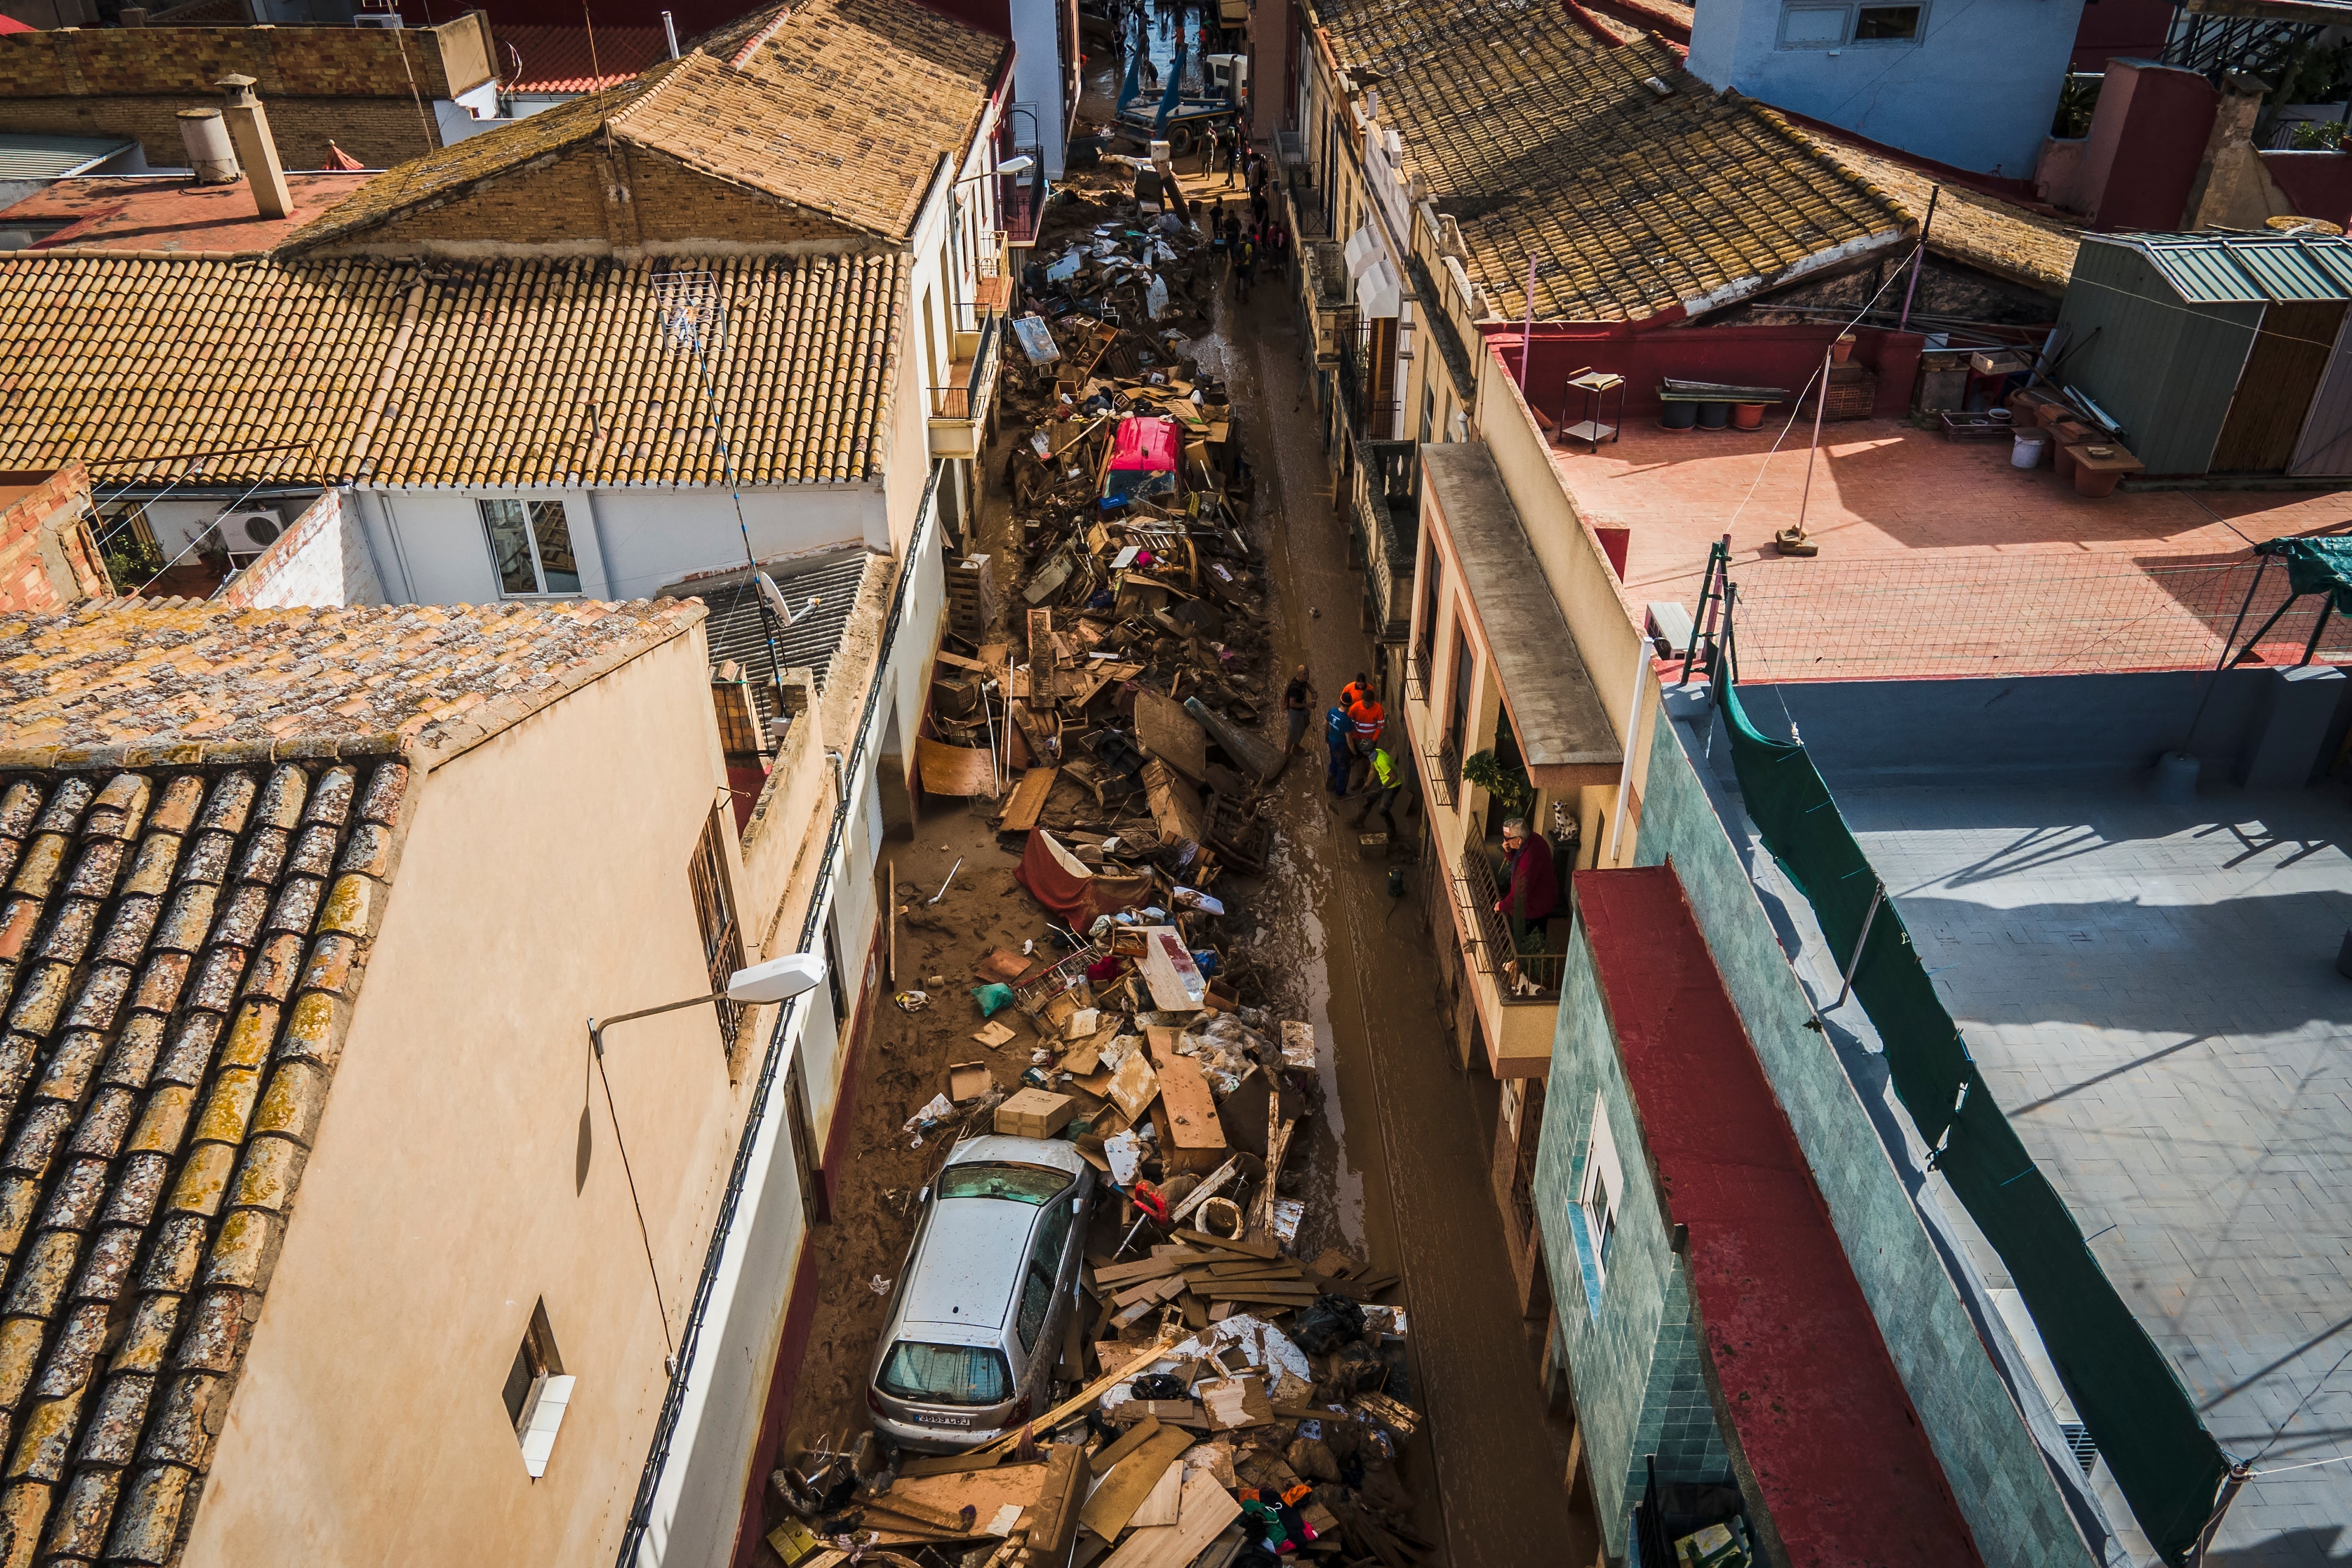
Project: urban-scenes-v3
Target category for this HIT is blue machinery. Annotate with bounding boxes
[1113,12,1240,151]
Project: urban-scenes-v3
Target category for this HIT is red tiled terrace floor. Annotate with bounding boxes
[1551,419,2352,680]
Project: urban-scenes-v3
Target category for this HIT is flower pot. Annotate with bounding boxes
[1830,334,1857,365]
[2052,442,2078,480]
[2073,464,2126,499]
[1732,403,1766,430]
[1660,402,1698,431]
[1697,401,1731,430]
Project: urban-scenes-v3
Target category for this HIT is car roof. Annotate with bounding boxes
[897,1196,1041,1333]
[945,1133,1087,1175]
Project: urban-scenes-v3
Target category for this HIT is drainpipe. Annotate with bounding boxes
[661,10,681,59]
[215,74,292,221]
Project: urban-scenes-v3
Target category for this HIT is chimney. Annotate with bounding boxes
[176,108,240,186]
[215,74,292,221]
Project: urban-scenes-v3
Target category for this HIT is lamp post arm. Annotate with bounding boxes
[588,991,727,1058]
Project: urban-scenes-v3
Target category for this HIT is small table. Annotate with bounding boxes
[1562,370,1626,452]
[2065,442,2144,498]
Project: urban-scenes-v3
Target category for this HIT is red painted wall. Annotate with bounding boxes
[2262,151,2352,230]
[1493,322,1926,428]
[2079,59,2216,231]
[2069,0,2171,72]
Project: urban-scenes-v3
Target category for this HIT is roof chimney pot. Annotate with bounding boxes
[176,107,240,185]
[215,73,292,222]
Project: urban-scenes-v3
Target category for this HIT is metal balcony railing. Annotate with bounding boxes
[1426,734,1460,808]
[1001,180,1040,245]
[1406,638,1432,703]
[929,314,999,420]
[1457,839,1566,1001]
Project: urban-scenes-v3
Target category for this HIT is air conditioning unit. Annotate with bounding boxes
[223,510,284,550]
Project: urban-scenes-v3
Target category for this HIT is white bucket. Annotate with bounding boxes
[2010,430,2049,469]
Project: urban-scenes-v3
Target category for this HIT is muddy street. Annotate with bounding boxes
[762,148,1587,1568]
[1187,198,1592,1568]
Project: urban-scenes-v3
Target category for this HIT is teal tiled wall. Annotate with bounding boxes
[1528,697,2100,1568]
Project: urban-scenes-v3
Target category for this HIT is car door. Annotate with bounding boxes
[1011,1193,1078,1396]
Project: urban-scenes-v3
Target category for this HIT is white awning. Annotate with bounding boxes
[1344,222,1381,280]
[1360,256,1403,319]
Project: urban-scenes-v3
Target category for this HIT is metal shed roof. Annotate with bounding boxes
[2091,232,2352,304]
[0,135,136,182]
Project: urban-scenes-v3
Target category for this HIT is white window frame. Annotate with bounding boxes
[1778,3,1852,48]
[477,497,584,599]
[1778,0,1927,48]
[1849,0,1927,45]
[1577,1090,1625,1291]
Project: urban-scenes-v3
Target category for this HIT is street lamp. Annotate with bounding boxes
[588,951,828,1057]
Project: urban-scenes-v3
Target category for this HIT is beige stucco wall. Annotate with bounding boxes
[1470,345,1658,865]
[180,626,777,1567]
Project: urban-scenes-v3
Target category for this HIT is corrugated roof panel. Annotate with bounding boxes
[0,135,135,181]
[2138,239,2268,304]
[2301,243,2352,295]
[2224,238,2348,302]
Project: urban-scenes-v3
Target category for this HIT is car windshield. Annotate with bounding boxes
[878,1341,1012,1406]
[938,1162,1071,1205]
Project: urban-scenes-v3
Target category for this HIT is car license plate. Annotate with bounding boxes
[914,1411,974,1427]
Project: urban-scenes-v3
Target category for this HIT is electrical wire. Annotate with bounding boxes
[2246,1341,2352,1467]
[594,1042,677,1363]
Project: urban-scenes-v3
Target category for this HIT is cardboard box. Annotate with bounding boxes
[948,1061,993,1101]
[995,1087,1077,1140]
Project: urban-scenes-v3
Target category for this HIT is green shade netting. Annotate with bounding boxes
[1718,677,2228,1564]
[2257,536,2352,615]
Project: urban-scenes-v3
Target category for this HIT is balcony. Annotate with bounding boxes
[1406,636,1432,703]
[1001,180,1041,246]
[1303,239,1350,365]
[1425,733,1460,809]
[1338,329,1398,440]
[1447,838,1567,1073]
[928,313,1001,461]
[1349,438,1419,641]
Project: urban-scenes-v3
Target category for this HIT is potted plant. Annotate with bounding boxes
[1830,333,1857,365]
[1463,749,1534,820]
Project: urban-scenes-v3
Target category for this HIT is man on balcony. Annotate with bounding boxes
[1495,818,1557,949]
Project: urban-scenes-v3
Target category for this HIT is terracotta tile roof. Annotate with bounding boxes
[0,757,404,1564]
[282,74,667,254]
[0,250,906,488]
[0,598,706,764]
[292,0,1006,250]
[498,24,668,93]
[0,174,374,257]
[1311,0,1909,321]
[1800,127,2083,294]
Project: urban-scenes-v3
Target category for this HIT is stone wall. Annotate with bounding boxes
[0,16,494,168]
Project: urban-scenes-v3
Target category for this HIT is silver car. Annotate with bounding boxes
[866,1135,1096,1454]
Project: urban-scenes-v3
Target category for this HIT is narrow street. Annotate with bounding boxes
[1192,202,1592,1568]
[765,143,1586,1568]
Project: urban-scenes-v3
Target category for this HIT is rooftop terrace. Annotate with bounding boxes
[1551,416,2352,681]
[1678,673,2352,1564]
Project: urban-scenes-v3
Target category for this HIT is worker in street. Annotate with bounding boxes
[1345,687,1386,789]
[1283,664,1314,759]
[1224,124,1244,186]
[1338,670,1372,711]
[1234,227,1256,302]
[1351,744,1413,836]
[1324,700,1353,796]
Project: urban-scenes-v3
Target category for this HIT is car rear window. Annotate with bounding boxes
[938,1162,1071,1205]
[878,1341,1012,1406]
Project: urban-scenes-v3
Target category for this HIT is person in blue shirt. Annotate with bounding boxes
[1324,703,1351,796]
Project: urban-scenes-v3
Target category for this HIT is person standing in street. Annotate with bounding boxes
[1494,816,1558,949]
[1283,665,1314,759]
[1224,125,1243,186]
[1351,744,1414,836]
[1345,687,1386,791]
[1338,671,1371,712]
[1324,701,1353,796]
[1234,227,1256,302]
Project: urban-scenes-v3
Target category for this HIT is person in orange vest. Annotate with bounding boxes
[1345,690,1386,790]
[1338,671,1372,711]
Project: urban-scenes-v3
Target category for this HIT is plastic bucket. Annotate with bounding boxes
[2010,431,2049,469]
[1659,402,1698,431]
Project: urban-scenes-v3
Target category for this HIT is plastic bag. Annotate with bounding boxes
[1292,1294,1367,1356]
[970,983,1017,1017]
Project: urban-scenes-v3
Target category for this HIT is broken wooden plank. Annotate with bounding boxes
[1089,1415,1164,1476]
[1099,1469,1245,1568]
[1173,1229,1279,1258]
[1000,766,1059,832]
[1132,690,1208,783]
[969,1343,1172,1459]
[1077,1427,1194,1541]
[1152,1055,1227,1175]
